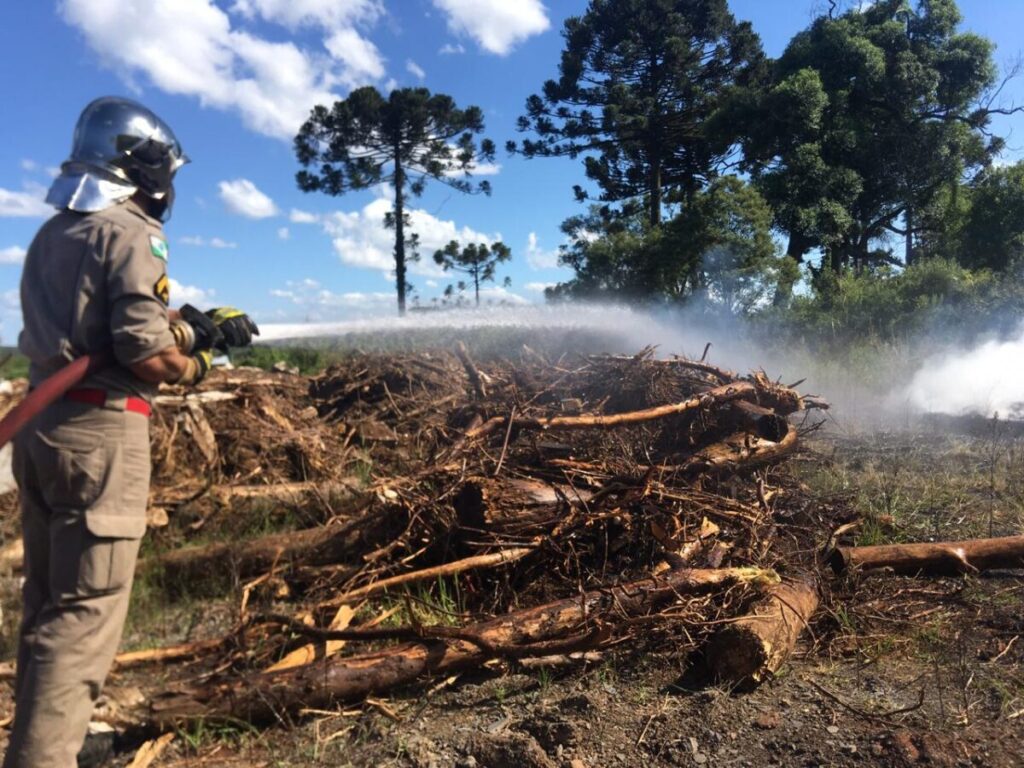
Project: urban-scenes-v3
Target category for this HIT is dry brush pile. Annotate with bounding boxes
[3,343,1020,735]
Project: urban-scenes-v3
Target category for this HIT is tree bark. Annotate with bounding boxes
[146,567,778,724]
[394,147,407,317]
[706,579,819,686]
[830,535,1024,576]
[147,510,390,587]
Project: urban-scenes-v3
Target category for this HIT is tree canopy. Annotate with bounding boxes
[511,0,766,227]
[739,0,1005,277]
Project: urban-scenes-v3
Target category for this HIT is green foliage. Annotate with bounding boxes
[432,240,512,306]
[740,0,1001,274]
[955,162,1024,271]
[294,86,495,315]
[765,258,1024,348]
[512,0,766,226]
[230,345,338,375]
[550,176,794,311]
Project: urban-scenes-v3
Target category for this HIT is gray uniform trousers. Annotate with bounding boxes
[3,399,150,768]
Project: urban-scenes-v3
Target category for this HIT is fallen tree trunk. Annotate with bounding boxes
[147,505,390,586]
[662,427,798,476]
[830,535,1024,576]
[706,579,819,686]
[147,566,778,724]
[466,382,759,440]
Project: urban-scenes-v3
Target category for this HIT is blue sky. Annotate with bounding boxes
[1,0,1023,340]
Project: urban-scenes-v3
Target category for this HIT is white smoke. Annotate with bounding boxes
[902,324,1024,418]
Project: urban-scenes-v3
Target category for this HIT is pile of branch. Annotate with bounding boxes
[4,347,834,727]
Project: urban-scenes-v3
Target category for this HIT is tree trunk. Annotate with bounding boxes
[830,535,1024,576]
[394,149,407,317]
[474,271,480,307]
[650,158,662,227]
[706,579,819,686]
[145,567,777,724]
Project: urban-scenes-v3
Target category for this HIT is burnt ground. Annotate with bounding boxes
[0,382,1023,766]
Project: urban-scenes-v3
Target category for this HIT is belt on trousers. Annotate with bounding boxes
[65,388,152,418]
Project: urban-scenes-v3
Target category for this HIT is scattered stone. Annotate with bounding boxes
[890,731,921,764]
[826,725,840,735]
[754,711,782,730]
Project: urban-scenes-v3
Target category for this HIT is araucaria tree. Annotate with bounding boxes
[510,0,766,227]
[295,87,495,315]
[433,241,512,307]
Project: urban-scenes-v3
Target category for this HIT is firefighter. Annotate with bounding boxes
[4,96,257,767]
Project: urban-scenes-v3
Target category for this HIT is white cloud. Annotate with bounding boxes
[169,277,215,307]
[219,178,279,218]
[230,0,382,31]
[383,77,398,93]
[270,279,393,312]
[180,235,238,248]
[425,279,438,288]
[322,194,499,278]
[277,226,290,240]
[406,59,425,80]
[431,0,550,55]
[525,281,555,293]
[46,167,61,179]
[290,208,319,223]
[438,42,465,55]
[59,0,384,140]
[0,186,51,218]
[324,28,386,84]
[0,246,27,265]
[525,232,560,270]
[477,285,529,305]
[20,159,37,172]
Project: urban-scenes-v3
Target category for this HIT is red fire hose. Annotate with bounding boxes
[0,352,112,449]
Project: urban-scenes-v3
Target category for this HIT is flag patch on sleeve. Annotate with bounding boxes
[154,274,170,305]
[150,235,169,262]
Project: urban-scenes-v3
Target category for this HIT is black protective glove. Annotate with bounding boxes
[179,304,224,352]
[206,307,260,349]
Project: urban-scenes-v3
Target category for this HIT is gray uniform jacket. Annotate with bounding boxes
[18,198,175,402]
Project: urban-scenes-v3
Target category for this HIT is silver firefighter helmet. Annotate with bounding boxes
[46,96,189,219]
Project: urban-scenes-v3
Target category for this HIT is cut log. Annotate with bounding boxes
[830,535,1024,576]
[454,477,592,532]
[721,400,790,444]
[454,340,488,399]
[146,566,778,724]
[672,427,798,475]
[706,579,819,686]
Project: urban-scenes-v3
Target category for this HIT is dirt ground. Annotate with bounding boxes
[0,385,1022,766]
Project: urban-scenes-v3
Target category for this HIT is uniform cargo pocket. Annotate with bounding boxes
[84,416,149,539]
[35,427,107,512]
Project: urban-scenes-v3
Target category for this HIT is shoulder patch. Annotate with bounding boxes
[154,274,170,306]
[149,235,169,262]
